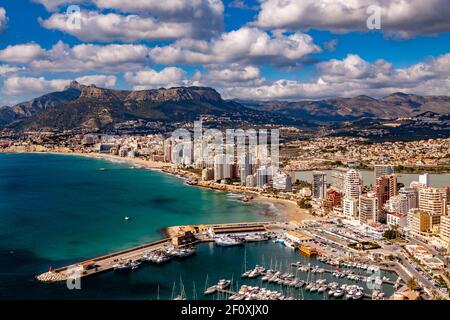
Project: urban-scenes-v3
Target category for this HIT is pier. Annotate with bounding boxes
[36,221,277,282]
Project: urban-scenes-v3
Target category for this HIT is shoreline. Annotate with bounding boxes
[0,150,316,223]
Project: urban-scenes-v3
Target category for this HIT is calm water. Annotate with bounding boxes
[0,153,278,299]
[0,154,399,299]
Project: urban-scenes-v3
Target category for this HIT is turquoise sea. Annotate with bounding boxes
[0,153,396,299]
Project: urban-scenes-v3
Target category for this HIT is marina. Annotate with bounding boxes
[36,221,276,282]
[36,219,402,300]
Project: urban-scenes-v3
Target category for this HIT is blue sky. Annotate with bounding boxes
[1,0,450,104]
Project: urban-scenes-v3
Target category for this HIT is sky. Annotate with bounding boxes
[0,0,450,105]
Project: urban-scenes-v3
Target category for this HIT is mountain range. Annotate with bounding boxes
[1,81,450,131]
[242,92,450,121]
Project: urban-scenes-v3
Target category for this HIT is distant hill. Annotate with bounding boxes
[1,83,450,131]
[243,92,450,121]
[0,81,266,130]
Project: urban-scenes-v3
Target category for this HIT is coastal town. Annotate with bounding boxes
[2,129,449,300]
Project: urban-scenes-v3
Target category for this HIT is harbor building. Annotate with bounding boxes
[312,171,327,200]
[374,164,394,180]
[359,192,378,224]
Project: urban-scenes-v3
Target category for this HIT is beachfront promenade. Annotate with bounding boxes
[36,221,276,282]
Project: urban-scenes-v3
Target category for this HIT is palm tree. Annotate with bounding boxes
[406,277,418,291]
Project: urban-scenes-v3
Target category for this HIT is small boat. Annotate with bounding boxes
[204,285,217,295]
[113,262,131,272]
[97,168,107,171]
[215,237,243,247]
[124,216,131,221]
[334,289,345,298]
[241,270,251,278]
[353,291,364,300]
[318,286,327,293]
[217,279,231,290]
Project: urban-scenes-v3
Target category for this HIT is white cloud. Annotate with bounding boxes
[0,43,44,63]
[0,7,6,32]
[3,74,117,100]
[0,41,150,73]
[124,67,187,89]
[255,0,450,38]
[40,11,197,42]
[149,27,321,67]
[75,74,117,88]
[93,0,224,17]
[204,65,260,82]
[0,65,23,76]
[3,76,70,96]
[32,0,80,11]
[218,53,450,100]
[35,0,224,39]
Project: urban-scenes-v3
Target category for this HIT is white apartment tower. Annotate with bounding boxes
[344,169,363,199]
[359,192,379,224]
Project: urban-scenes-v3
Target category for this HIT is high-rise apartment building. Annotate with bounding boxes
[312,171,327,200]
[359,192,379,224]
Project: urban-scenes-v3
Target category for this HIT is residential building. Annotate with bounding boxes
[343,198,359,220]
[419,187,447,231]
[374,164,394,180]
[322,189,342,213]
[419,173,430,187]
[331,167,348,193]
[312,171,327,200]
[201,168,214,181]
[410,210,431,235]
[256,166,268,188]
[386,212,407,229]
[343,169,362,199]
[399,187,419,210]
[386,194,409,214]
[273,172,292,191]
[374,174,397,211]
[359,192,378,224]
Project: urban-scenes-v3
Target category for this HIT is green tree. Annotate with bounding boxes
[406,277,418,291]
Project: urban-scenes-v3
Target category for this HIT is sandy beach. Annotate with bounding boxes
[251,195,315,222]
